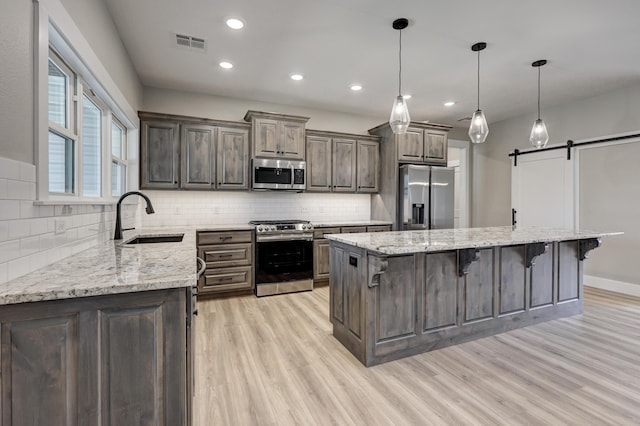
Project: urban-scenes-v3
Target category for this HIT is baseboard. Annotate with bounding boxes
[585,275,640,297]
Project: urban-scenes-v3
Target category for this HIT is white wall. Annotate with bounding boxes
[143,87,384,134]
[472,82,640,287]
[0,0,33,163]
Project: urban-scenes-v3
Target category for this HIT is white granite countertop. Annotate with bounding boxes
[326,226,622,255]
[0,227,202,306]
[312,220,392,228]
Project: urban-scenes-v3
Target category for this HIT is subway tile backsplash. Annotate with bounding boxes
[136,190,371,227]
[0,156,137,285]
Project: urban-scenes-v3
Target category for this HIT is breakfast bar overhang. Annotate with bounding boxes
[327,226,619,366]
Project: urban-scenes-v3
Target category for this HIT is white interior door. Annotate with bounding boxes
[511,149,574,229]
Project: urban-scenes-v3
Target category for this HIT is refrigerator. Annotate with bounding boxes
[398,164,455,230]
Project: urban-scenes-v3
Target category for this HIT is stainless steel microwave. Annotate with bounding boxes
[252,158,306,191]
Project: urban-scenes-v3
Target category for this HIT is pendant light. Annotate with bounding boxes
[389,18,410,134]
[468,42,489,144]
[529,59,549,149]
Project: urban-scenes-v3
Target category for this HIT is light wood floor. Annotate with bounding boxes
[193,287,640,425]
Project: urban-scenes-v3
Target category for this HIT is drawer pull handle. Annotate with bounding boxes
[218,254,233,258]
[219,277,233,281]
[220,236,232,241]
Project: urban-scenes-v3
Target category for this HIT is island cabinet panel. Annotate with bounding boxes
[346,251,364,339]
[558,241,580,301]
[423,251,458,331]
[530,245,555,308]
[463,248,496,323]
[498,245,527,315]
[375,255,416,341]
[1,314,79,426]
[330,245,346,325]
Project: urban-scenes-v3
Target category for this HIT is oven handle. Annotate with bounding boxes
[256,234,313,242]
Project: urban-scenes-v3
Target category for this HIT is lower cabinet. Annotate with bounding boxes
[0,288,192,425]
[313,225,391,286]
[197,230,255,297]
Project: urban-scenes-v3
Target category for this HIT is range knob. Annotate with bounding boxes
[257,225,264,232]
[269,225,277,231]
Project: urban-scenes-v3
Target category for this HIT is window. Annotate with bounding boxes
[48,50,76,194]
[46,47,129,200]
[111,119,127,197]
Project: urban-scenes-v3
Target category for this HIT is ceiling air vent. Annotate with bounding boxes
[175,33,207,51]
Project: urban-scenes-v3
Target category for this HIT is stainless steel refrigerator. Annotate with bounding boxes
[398,164,455,230]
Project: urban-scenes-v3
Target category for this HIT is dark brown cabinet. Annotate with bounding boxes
[140,112,250,191]
[0,288,191,425]
[396,126,449,165]
[306,130,380,194]
[197,230,254,296]
[244,111,308,160]
[141,120,180,189]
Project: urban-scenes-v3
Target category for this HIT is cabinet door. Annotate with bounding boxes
[253,118,279,158]
[306,135,332,191]
[396,127,424,162]
[141,120,180,189]
[313,239,331,280]
[216,127,249,189]
[332,138,357,192]
[181,124,215,189]
[356,140,379,193]
[281,121,305,159]
[425,130,448,164]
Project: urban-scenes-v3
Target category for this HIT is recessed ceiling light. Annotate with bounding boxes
[290,73,304,81]
[226,18,244,30]
[403,94,412,100]
[219,61,233,69]
[444,101,456,107]
[349,84,363,91]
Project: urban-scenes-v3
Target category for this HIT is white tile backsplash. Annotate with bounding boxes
[0,156,137,284]
[137,190,371,227]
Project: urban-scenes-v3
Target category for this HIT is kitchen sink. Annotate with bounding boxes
[124,234,184,244]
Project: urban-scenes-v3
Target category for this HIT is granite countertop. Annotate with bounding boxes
[326,226,623,255]
[312,220,392,228]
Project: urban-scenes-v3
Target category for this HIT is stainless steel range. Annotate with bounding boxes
[249,220,314,297]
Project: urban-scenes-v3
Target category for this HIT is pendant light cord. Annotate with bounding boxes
[537,66,541,120]
[398,29,402,96]
[477,49,480,111]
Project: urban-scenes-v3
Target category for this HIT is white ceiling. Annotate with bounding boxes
[104,0,640,126]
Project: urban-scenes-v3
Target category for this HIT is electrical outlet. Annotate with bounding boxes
[54,219,66,235]
[301,207,309,213]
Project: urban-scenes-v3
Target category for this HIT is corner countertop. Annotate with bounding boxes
[326,226,623,255]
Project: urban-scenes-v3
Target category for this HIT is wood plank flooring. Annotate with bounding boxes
[194,287,640,425]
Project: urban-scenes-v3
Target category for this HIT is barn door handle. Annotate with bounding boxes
[512,208,517,227]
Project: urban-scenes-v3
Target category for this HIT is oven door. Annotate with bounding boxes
[255,239,313,285]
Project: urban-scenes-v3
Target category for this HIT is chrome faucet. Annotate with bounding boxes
[114,191,155,240]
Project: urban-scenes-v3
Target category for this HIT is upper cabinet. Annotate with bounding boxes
[139,112,250,191]
[244,111,309,160]
[396,125,450,165]
[305,130,380,194]
[141,121,180,189]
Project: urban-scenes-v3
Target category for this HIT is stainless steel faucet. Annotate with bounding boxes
[114,191,155,240]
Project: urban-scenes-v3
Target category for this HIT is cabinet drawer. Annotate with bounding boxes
[200,266,253,293]
[341,226,367,234]
[367,225,391,232]
[197,230,252,245]
[313,227,341,239]
[199,243,252,268]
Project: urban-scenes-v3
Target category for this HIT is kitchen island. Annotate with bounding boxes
[327,226,620,366]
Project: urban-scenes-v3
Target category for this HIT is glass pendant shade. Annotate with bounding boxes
[390,95,410,134]
[529,118,549,149]
[468,109,489,144]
